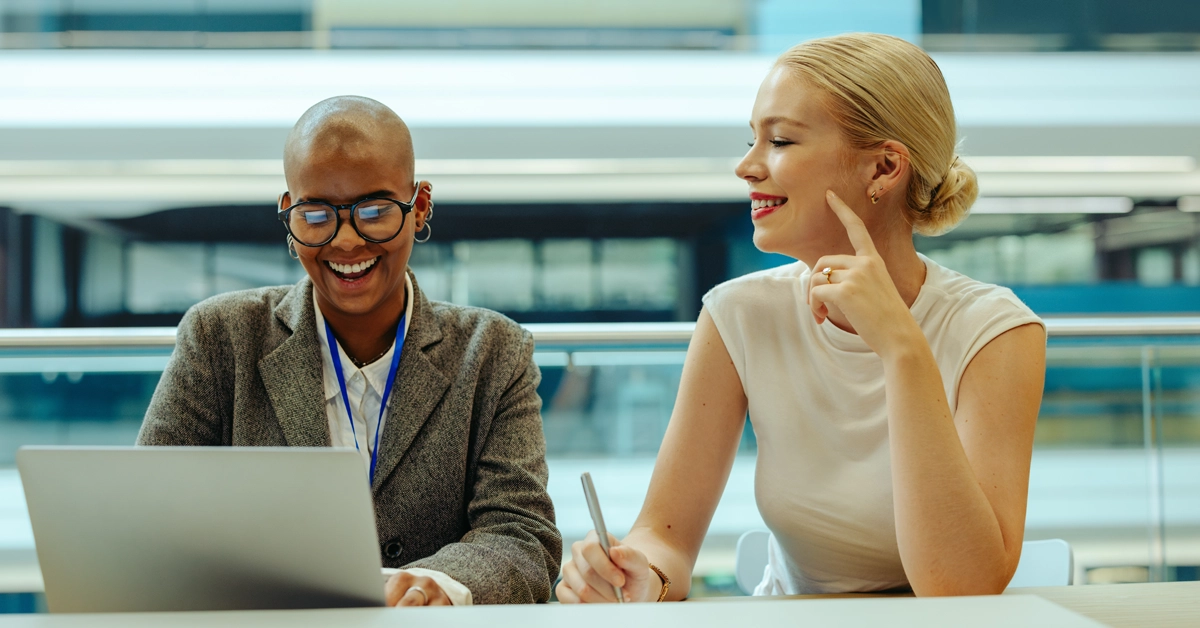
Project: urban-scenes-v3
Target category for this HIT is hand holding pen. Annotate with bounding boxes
[557,473,656,603]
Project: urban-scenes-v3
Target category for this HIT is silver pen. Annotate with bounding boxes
[581,472,624,603]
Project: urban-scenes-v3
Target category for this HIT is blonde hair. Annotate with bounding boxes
[776,33,977,236]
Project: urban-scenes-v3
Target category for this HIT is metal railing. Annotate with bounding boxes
[0,317,1198,351]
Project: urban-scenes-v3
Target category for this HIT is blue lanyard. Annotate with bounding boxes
[324,315,405,484]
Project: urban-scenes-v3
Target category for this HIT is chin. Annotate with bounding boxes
[751,228,787,256]
[320,291,378,316]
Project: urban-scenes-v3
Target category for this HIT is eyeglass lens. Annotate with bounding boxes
[287,200,406,246]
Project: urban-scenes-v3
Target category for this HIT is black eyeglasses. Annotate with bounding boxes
[277,186,419,248]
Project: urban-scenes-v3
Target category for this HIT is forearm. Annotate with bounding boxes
[883,336,1010,595]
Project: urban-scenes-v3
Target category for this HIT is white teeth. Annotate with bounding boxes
[327,257,379,275]
[751,198,787,210]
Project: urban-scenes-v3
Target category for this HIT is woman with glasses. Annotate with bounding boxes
[558,33,1045,602]
[138,96,561,607]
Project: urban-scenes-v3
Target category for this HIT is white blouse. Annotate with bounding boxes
[702,255,1042,594]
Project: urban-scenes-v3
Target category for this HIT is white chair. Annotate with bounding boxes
[735,530,772,595]
[734,531,1073,595]
[1007,538,1074,588]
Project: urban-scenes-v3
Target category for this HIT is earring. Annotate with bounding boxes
[870,189,880,205]
[287,235,299,260]
[414,222,432,243]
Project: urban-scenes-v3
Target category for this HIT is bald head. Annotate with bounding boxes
[284,96,414,190]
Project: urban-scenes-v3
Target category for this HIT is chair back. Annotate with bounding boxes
[735,530,771,595]
[1008,538,1074,588]
[733,532,1074,595]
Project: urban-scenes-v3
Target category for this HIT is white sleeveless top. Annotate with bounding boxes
[702,255,1042,595]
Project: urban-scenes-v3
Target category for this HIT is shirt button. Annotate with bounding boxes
[383,541,403,559]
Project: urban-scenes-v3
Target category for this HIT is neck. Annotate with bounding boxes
[319,284,407,367]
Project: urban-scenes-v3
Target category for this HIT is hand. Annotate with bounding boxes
[557,531,656,603]
[808,190,922,358]
[385,570,452,606]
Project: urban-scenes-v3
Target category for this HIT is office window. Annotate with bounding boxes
[539,239,595,311]
[80,233,125,317]
[598,239,678,310]
[212,243,298,294]
[126,243,211,314]
[457,240,536,312]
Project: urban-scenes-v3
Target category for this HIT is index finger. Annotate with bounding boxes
[825,190,877,255]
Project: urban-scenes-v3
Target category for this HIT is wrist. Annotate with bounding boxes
[877,320,927,362]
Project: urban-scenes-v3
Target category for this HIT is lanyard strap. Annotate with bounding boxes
[324,315,406,484]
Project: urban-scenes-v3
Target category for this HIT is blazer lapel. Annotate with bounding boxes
[258,278,331,448]
[372,274,450,493]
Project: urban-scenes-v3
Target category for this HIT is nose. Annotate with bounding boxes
[736,142,766,183]
[329,208,367,250]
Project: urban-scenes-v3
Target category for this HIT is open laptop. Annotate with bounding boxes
[17,446,387,613]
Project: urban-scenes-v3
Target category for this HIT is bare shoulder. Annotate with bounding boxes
[962,322,1046,382]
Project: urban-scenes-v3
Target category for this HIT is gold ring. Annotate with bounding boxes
[821,267,833,282]
[407,585,428,605]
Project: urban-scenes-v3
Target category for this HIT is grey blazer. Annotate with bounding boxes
[137,273,561,604]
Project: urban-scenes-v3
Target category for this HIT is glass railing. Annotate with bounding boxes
[0,318,1198,606]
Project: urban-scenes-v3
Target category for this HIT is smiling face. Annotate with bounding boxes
[282,142,422,322]
[736,66,871,262]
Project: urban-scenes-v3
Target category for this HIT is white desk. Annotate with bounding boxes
[0,596,1100,627]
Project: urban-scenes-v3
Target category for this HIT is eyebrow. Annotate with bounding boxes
[752,116,810,129]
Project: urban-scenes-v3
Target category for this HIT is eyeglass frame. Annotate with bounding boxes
[277,184,421,248]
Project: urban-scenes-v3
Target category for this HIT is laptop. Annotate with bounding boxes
[17,446,387,613]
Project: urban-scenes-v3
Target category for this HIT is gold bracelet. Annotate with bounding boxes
[647,563,670,602]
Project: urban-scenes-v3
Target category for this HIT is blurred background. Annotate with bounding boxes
[1,0,1200,610]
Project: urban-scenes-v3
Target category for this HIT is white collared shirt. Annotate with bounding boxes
[313,276,472,606]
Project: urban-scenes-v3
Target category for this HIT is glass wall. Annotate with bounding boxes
[0,326,1197,601]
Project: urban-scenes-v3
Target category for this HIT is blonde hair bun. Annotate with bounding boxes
[776,33,976,236]
[918,157,978,236]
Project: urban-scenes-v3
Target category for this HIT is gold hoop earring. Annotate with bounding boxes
[870,190,879,205]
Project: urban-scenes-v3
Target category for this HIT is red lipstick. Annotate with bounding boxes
[749,192,788,221]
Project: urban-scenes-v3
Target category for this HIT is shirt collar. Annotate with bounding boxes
[314,274,415,401]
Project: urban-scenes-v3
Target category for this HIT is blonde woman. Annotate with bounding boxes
[557,33,1046,601]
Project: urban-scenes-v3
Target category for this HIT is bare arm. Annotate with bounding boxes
[810,190,1046,595]
[885,322,1044,595]
[557,308,747,602]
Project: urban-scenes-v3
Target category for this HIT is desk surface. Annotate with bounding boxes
[0,595,1100,627]
[0,582,1196,627]
[1006,581,1200,628]
[758,581,1200,628]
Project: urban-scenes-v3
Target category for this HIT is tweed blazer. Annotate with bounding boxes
[137,273,561,604]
